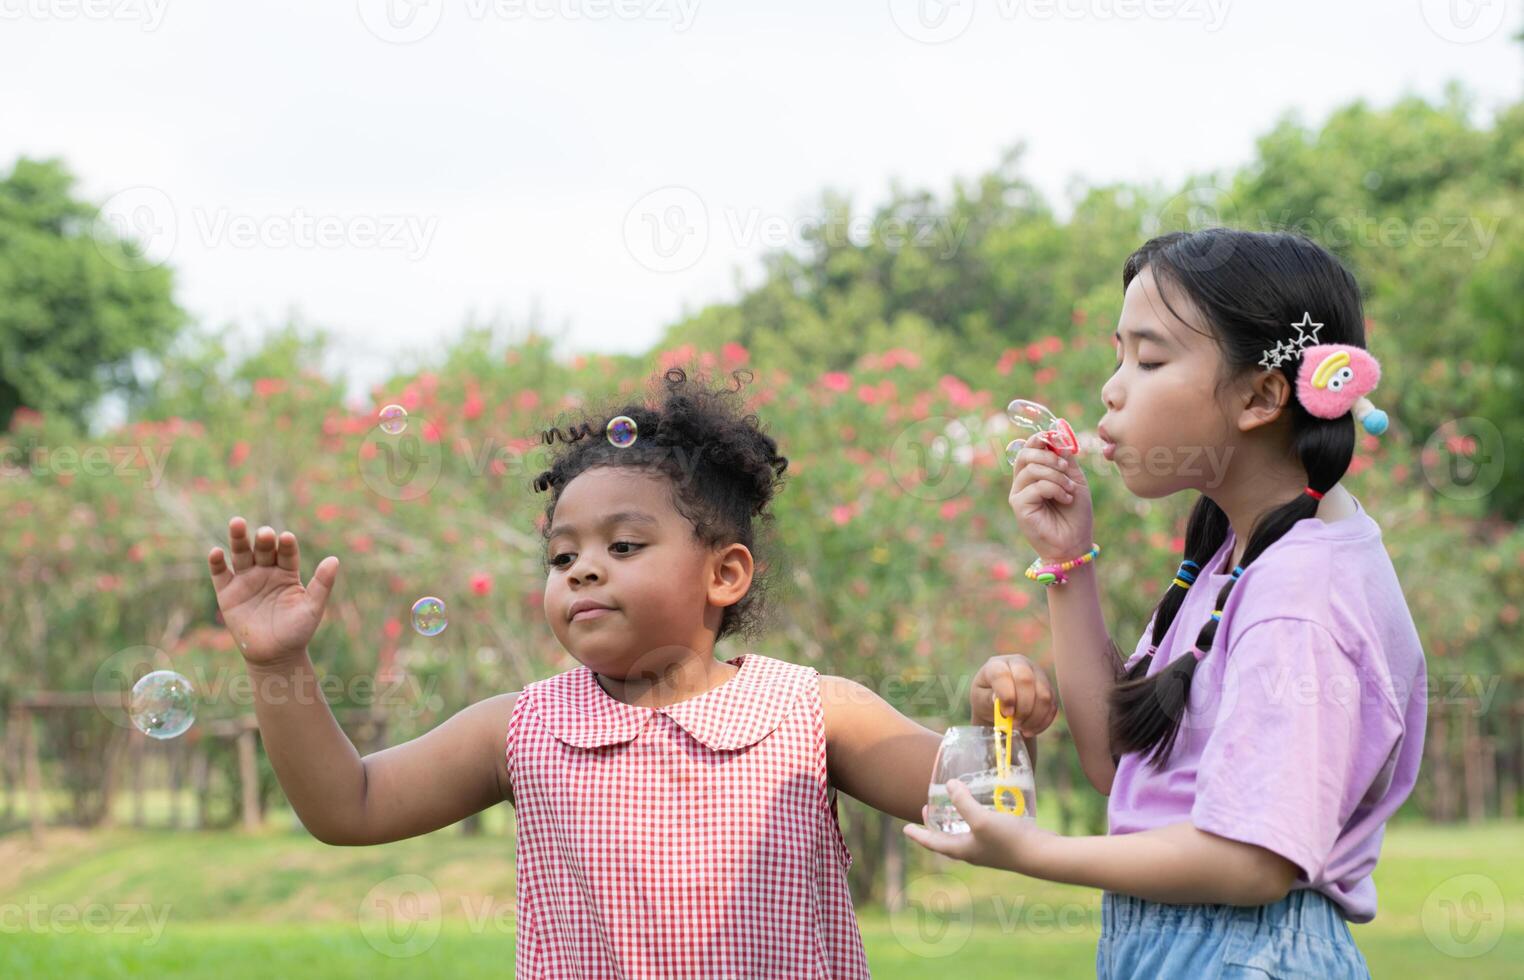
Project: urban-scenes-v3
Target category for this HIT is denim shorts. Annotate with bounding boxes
[1096,887,1372,979]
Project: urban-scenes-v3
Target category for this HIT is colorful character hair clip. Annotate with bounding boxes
[1296,344,1388,435]
[1005,398,1078,466]
[1259,314,1388,437]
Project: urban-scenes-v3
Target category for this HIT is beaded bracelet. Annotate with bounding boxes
[1024,543,1102,586]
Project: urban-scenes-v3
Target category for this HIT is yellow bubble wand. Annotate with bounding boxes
[991,696,1026,817]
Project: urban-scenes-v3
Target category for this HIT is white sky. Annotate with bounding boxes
[4,1,1520,407]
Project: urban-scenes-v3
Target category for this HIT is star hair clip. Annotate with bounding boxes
[1261,314,1389,436]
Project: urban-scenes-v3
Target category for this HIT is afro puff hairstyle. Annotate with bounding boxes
[531,367,790,643]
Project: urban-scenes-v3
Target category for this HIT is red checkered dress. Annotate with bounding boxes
[505,653,869,978]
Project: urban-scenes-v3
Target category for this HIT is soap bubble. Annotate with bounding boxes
[1005,397,1078,460]
[379,404,408,435]
[411,596,448,637]
[606,415,638,448]
[129,670,196,739]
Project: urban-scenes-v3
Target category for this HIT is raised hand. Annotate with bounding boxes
[1008,434,1094,564]
[207,517,340,666]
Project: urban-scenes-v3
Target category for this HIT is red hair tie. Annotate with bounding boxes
[1304,487,1324,501]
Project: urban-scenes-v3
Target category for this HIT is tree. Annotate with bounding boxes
[0,157,185,432]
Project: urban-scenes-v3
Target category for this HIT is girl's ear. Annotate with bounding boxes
[1234,368,1293,434]
[707,543,754,608]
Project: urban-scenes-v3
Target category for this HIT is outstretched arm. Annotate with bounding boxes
[821,676,943,824]
[904,780,1299,906]
[820,675,1045,825]
[209,516,517,846]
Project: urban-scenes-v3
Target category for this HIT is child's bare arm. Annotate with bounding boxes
[1008,445,1119,794]
[820,676,943,824]
[210,517,516,846]
[245,656,516,845]
[347,690,518,845]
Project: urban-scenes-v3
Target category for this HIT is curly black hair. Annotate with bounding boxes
[531,367,790,643]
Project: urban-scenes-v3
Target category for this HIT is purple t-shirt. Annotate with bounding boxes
[1107,494,1427,923]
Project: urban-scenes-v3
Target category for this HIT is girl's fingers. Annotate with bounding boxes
[306,556,339,613]
[228,517,254,571]
[903,821,971,859]
[1025,480,1075,507]
[276,531,301,572]
[1015,446,1066,471]
[208,547,234,591]
[1003,664,1036,724]
[1021,677,1056,736]
[946,779,987,828]
[252,526,278,567]
[1017,463,1075,494]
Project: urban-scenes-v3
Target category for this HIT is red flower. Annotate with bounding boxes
[1035,367,1058,385]
[384,618,403,640]
[938,375,978,410]
[315,504,341,522]
[660,344,696,371]
[515,390,540,412]
[939,499,971,521]
[253,377,287,397]
[463,394,484,421]
[10,407,44,430]
[992,561,1013,582]
[471,573,493,597]
[999,585,1031,609]
[229,442,251,468]
[722,342,750,367]
[821,372,851,393]
[831,503,856,525]
[349,534,374,553]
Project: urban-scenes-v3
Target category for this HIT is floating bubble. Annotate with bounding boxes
[129,670,196,740]
[606,415,638,448]
[411,596,448,637]
[1004,438,1027,468]
[379,404,408,435]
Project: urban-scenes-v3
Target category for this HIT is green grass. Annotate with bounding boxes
[2,819,1520,977]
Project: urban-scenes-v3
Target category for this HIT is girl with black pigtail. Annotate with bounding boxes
[905,229,1426,979]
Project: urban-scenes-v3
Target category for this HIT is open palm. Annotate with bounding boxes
[207,517,340,665]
